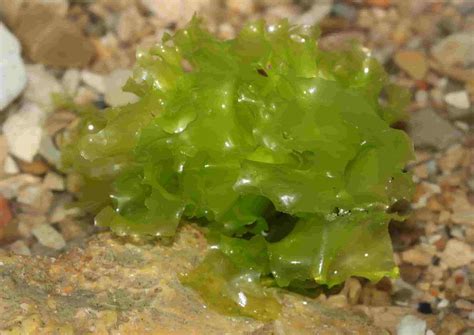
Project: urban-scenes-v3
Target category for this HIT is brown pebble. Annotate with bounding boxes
[17,158,49,176]
[399,264,423,284]
[15,4,94,68]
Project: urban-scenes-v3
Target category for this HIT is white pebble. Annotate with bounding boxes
[32,224,66,250]
[104,69,138,107]
[81,70,106,94]
[0,23,27,111]
[4,155,19,174]
[396,315,426,335]
[62,68,81,97]
[445,90,470,110]
[3,102,45,162]
[24,64,63,111]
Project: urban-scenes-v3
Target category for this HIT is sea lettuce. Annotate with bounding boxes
[62,18,413,320]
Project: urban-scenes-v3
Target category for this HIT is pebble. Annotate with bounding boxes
[17,158,49,176]
[7,240,31,256]
[0,174,41,199]
[3,102,45,162]
[408,109,462,150]
[43,172,65,191]
[0,196,13,228]
[62,69,81,97]
[441,239,474,268]
[24,64,63,111]
[326,294,348,308]
[17,184,53,213]
[415,90,428,108]
[451,211,474,226]
[15,3,94,68]
[438,299,449,309]
[74,86,99,105]
[39,134,61,167]
[445,90,471,119]
[116,6,146,43]
[343,278,362,305]
[295,0,332,25]
[455,299,474,311]
[394,50,428,80]
[31,224,66,250]
[140,0,209,27]
[227,0,255,15]
[104,69,138,107]
[4,156,19,175]
[445,90,471,110]
[318,31,365,52]
[0,136,8,175]
[431,33,474,68]
[401,246,433,266]
[396,315,426,335]
[0,23,27,111]
[81,70,106,94]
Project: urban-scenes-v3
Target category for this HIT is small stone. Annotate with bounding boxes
[414,90,428,108]
[2,102,45,162]
[401,246,433,266]
[15,4,94,68]
[417,302,432,314]
[431,33,474,68]
[455,299,474,311]
[62,69,81,97]
[39,135,61,167]
[396,315,426,335]
[343,278,362,305]
[17,184,53,213]
[116,6,146,43]
[31,224,66,250]
[319,31,365,52]
[43,172,65,191]
[445,90,471,119]
[141,0,210,27]
[104,69,139,107]
[24,64,63,111]
[438,299,449,309]
[0,136,8,174]
[399,264,423,284]
[0,174,40,199]
[7,240,31,256]
[44,110,77,136]
[0,196,12,228]
[4,155,19,175]
[57,219,88,241]
[445,90,470,110]
[394,50,428,80]
[74,86,99,105]
[360,287,391,306]
[451,211,474,226]
[17,158,49,175]
[325,294,348,308]
[0,23,27,111]
[294,0,332,25]
[227,0,255,15]
[437,144,465,173]
[441,239,474,268]
[81,70,106,94]
[408,109,463,150]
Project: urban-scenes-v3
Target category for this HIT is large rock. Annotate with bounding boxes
[0,225,386,334]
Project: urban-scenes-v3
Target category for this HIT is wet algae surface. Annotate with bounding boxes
[62,18,414,320]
